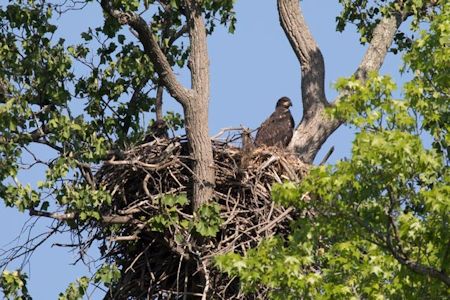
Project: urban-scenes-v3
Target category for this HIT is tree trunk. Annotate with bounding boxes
[277,0,403,164]
[101,0,215,209]
[183,1,215,208]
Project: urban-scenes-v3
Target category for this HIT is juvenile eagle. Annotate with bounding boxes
[254,97,294,148]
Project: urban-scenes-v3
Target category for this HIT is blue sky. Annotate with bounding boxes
[0,1,408,299]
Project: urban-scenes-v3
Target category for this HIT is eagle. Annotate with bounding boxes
[143,119,169,143]
[254,96,294,148]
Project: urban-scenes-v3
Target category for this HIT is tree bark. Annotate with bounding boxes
[277,0,403,163]
[155,85,164,122]
[101,0,214,209]
[183,0,215,209]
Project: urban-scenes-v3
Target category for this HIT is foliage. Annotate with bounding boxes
[403,1,450,160]
[0,0,236,222]
[1,0,448,298]
[217,3,449,298]
[337,0,441,52]
[57,277,89,300]
[1,264,119,300]
[93,263,121,288]
[147,194,222,237]
[56,264,120,300]
[0,270,31,300]
[147,194,190,232]
[194,202,222,237]
[0,0,235,297]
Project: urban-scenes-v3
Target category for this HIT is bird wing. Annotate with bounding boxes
[255,110,291,147]
[280,111,295,147]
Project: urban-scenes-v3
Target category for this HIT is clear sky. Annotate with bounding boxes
[0,1,407,299]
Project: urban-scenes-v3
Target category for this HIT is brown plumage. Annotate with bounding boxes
[254,97,294,148]
[144,119,169,143]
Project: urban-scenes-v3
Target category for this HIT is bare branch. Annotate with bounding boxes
[29,208,142,226]
[155,85,164,121]
[319,146,335,166]
[104,157,176,170]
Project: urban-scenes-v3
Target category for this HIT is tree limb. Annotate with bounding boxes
[352,12,403,82]
[386,187,450,286]
[277,0,327,115]
[29,208,142,226]
[278,0,405,163]
[100,0,194,106]
[155,85,164,121]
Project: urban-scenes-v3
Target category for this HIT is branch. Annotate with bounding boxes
[121,79,151,135]
[319,146,335,166]
[277,0,327,115]
[29,209,142,226]
[0,123,49,145]
[184,0,209,99]
[278,0,407,163]
[168,24,189,45]
[386,188,450,286]
[155,85,164,121]
[100,0,194,106]
[388,237,450,286]
[353,12,403,82]
[0,226,60,269]
[104,158,175,170]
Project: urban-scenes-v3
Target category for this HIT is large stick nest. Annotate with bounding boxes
[95,134,309,299]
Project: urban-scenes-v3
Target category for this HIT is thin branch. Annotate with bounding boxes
[121,79,151,134]
[0,226,60,269]
[256,207,294,234]
[155,85,164,121]
[108,234,140,242]
[385,187,450,286]
[319,146,335,166]
[29,208,142,226]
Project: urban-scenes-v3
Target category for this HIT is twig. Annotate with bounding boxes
[256,207,294,234]
[319,146,334,165]
[212,127,245,140]
[200,259,210,300]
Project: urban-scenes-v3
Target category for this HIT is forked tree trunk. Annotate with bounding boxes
[277,0,404,163]
[101,0,214,209]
